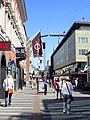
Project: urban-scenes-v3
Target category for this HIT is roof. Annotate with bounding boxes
[51,21,90,57]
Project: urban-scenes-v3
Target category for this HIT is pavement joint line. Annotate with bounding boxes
[32,95,41,120]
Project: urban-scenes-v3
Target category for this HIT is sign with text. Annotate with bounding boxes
[16,47,26,60]
[0,41,11,51]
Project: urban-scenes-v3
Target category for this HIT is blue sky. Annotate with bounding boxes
[25,0,90,69]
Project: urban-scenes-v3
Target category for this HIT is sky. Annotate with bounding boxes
[24,0,90,69]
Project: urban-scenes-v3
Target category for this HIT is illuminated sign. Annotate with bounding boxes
[0,41,11,51]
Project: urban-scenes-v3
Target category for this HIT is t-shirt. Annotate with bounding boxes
[62,81,73,95]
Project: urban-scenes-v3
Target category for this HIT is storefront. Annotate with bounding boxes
[16,47,26,90]
[0,40,16,99]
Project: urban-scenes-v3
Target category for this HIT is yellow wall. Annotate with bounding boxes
[75,30,90,62]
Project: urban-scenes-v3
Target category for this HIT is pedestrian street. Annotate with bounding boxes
[0,83,35,120]
[0,83,90,120]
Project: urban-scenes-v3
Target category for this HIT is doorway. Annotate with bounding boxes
[0,54,6,99]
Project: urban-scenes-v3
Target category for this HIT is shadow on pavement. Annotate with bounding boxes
[41,96,90,120]
[5,113,32,120]
[74,89,90,95]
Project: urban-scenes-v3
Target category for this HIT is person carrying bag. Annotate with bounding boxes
[62,78,73,114]
[3,75,14,107]
[66,83,74,101]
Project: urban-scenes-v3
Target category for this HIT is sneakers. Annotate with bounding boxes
[63,110,65,114]
[63,110,70,114]
[8,103,11,106]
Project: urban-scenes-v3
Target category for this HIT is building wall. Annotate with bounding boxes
[87,54,90,82]
[25,39,31,81]
[0,0,27,96]
[75,30,90,62]
[53,26,90,71]
[0,1,4,29]
[53,32,75,70]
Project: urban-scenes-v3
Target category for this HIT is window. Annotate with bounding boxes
[78,37,88,43]
[79,49,88,55]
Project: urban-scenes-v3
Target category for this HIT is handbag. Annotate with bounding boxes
[69,94,74,101]
[66,83,74,101]
[8,88,13,94]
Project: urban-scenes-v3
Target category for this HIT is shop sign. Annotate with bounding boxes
[0,41,11,51]
[16,47,26,60]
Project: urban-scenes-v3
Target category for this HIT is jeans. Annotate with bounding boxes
[5,91,12,105]
[56,89,62,99]
[63,94,71,112]
[5,91,8,105]
[8,93,12,104]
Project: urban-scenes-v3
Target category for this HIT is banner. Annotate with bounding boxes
[32,32,42,57]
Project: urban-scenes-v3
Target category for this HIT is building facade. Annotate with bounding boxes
[0,0,27,99]
[86,51,90,82]
[51,21,90,83]
[25,38,32,81]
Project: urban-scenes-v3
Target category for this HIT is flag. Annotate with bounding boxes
[32,32,42,57]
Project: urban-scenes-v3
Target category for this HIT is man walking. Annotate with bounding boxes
[62,77,73,114]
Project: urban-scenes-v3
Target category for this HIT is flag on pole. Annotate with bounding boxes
[32,32,42,57]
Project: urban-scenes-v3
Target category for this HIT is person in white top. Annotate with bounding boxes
[75,78,78,89]
[3,74,14,107]
[56,77,63,100]
[62,77,73,114]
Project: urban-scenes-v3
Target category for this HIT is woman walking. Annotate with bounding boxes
[3,75,14,107]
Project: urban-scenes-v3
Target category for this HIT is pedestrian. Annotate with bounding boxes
[62,77,73,114]
[24,80,26,87]
[49,79,52,88]
[75,78,78,89]
[3,74,14,107]
[44,79,47,95]
[56,77,63,100]
[31,78,36,90]
[31,78,34,90]
[52,79,56,93]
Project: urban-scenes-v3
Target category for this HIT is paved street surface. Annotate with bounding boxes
[0,83,35,120]
[0,82,90,120]
[40,87,90,120]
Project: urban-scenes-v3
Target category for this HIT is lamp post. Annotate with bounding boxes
[43,42,46,70]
